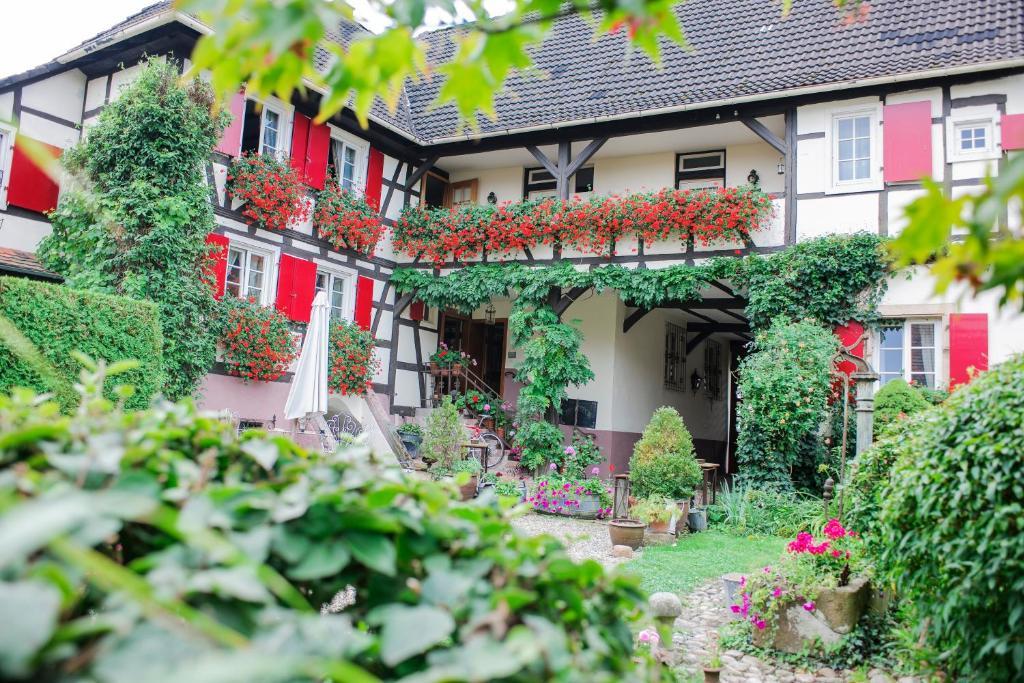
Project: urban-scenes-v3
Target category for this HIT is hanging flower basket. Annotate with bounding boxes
[227,152,310,231]
[328,319,380,395]
[314,174,384,255]
[220,297,297,382]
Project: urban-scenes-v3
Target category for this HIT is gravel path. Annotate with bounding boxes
[510,511,634,569]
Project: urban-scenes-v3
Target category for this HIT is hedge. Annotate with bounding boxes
[0,276,163,409]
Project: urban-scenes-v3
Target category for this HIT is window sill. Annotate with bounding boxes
[825,179,882,196]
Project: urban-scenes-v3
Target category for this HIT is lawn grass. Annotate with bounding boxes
[622,530,787,594]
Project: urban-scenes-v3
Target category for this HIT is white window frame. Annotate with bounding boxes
[223,234,278,306]
[313,264,356,321]
[677,151,725,174]
[677,178,725,192]
[328,126,369,193]
[947,113,999,162]
[876,318,941,389]
[240,95,292,161]
[0,124,15,210]
[825,104,882,194]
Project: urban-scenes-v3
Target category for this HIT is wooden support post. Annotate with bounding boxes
[403,154,440,192]
[741,117,787,155]
[784,107,798,244]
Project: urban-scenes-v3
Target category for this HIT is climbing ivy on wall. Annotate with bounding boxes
[39,59,228,400]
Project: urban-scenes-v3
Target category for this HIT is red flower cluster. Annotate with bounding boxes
[394,186,774,265]
[227,152,310,231]
[328,319,380,395]
[314,174,384,255]
[221,298,297,382]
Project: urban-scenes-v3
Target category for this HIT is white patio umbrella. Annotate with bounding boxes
[284,291,336,450]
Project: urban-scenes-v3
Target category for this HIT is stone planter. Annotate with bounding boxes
[537,493,602,519]
[608,518,645,549]
[398,432,422,457]
[721,572,745,610]
[752,577,871,653]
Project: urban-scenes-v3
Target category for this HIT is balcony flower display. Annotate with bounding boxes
[227,152,310,231]
[314,174,384,255]
[328,319,380,395]
[220,297,297,382]
[394,185,773,265]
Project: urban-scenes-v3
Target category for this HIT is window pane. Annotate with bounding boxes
[910,373,936,388]
[854,137,870,159]
[226,248,243,297]
[881,349,904,373]
[854,158,870,179]
[247,253,265,297]
[315,272,328,294]
[681,153,723,170]
[838,139,854,161]
[854,116,870,137]
[330,278,345,317]
[837,117,853,138]
[911,348,935,373]
[262,109,280,155]
[880,325,904,349]
[838,160,854,181]
[910,323,935,348]
[341,145,357,189]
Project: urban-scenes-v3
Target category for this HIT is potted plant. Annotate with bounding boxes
[633,496,675,534]
[396,422,423,457]
[452,457,482,500]
[702,636,723,683]
[528,476,612,519]
[608,518,646,549]
[629,407,702,533]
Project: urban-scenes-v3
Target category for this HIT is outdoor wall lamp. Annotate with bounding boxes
[486,191,498,204]
[485,302,496,325]
[777,157,785,174]
[747,169,760,186]
[690,369,705,394]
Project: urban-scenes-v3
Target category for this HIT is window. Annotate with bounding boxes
[675,150,725,191]
[225,245,270,302]
[948,116,998,162]
[835,114,872,182]
[523,165,593,200]
[328,132,367,191]
[314,269,352,320]
[240,99,288,159]
[449,179,477,206]
[664,323,686,391]
[878,320,939,388]
[559,398,598,429]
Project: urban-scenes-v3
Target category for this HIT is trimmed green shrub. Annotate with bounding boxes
[422,395,464,470]
[735,319,839,491]
[0,276,163,409]
[0,372,664,682]
[878,354,1024,680]
[872,379,931,435]
[629,406,702,500]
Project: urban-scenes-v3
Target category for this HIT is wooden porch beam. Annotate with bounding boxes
[622,307,652,333]
[686,330,712,354]
[394,292,416,317]
[557,142,572,200]
[742,117,787,155]
[403,154,440,192]
[677,297,747,311]
[565,137,608,177]
[526,145,559,177]
[687,323,749,333]
[674,307,718,324]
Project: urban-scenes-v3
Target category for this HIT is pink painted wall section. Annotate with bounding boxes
[197,373,292,422]
[1001,114,1024,150]
[883,101,932,182]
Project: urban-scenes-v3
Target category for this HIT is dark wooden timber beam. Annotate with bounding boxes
[742,117,787,155]
[622,307,653,333]
[553,286,590,317]
[677,298,747,311]
[565,137,608,177]
[526,145,559,177]
[556,142,572,200]
[403,154,440,192]
[686,331,712,354]
[394,292,416,317]
[675,307,718,324]
[688,323,749,333]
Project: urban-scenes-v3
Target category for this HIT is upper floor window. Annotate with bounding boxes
[676,150,725,191]
[878,319,939,388]
[450,179,477,206]
[240,99,287,159]
[524,166,594,200]
[835,114,872,183]
[314,269,352,320]
[329,131,368,192]
[947,115,999,162]
[225,244,271,303]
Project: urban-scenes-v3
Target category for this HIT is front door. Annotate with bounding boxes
[440,312,506,396]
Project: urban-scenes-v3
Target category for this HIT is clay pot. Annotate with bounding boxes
[647,518,672,534]
[458,475,478,501]
[481,416,495,430]
[702,668,722,683]
[452,363,463,376]
[429,361,440,375]
[496,426,506,439]
[608,518,645,549]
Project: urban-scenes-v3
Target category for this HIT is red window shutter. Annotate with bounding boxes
[410,301,426,321]
[949,313,988,388]
[6,135,61,214]
[1001,114,1024,150]
[290,113,311,177]
[364,147,385,212]
[304,122,331,190]
[214,91,246,157]
[204,233,230,299]
[355,276,374,330]
[274,254,318,322]
[883,101,932,183]
[833,321,865,377]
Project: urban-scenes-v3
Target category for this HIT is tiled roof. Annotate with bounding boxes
[0,248,61,281]
[4,0,1021,144]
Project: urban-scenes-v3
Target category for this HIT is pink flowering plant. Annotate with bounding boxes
[731,518,866,634]
[528,476,613,518]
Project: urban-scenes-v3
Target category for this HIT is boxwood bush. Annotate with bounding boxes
[0,372,666,682]
[871,378,931,435]
[629,406,702,500]
[878,354,1024,680]
[0,276,163,409]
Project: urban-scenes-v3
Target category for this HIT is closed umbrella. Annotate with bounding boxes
[284,291,336,450]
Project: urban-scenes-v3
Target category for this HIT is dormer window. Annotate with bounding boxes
[328,129,368,192]
[240,98,288,159]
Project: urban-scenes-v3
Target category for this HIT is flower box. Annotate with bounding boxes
[751,577,871,653]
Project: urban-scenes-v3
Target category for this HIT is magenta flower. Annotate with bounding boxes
[802,601,815,612]
[772,588,782,598]
[564,445,576,456]
[548,463,557,471]
[590,466,600,475]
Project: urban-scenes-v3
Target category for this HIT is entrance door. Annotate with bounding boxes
[440,312,506,396]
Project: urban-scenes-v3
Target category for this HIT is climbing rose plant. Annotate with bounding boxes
[394,186,773,264]
[227,152,310,231]
[220,298,297,382]
[314,174,384,254]
[328,319,379,395]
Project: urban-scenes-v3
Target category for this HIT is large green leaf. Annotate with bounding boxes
[346,532,397,576]
[376,604,455,667]
[0,580,61,676]
[287,542,351,580]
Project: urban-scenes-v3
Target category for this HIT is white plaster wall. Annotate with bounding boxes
[0,213,52,251]
[725,143,784,194]
[797,193,879,239]
[84,77,107,112]
[559,291,619,431]
[108,63,145,101]
[18,112,79,148]
[450,165,521,204]
[393,368,419,408]
[951,73,1024,113]
[885,188,926,237]
[22,70,86,124]
[591,152,673,194]
[0,92,13,120]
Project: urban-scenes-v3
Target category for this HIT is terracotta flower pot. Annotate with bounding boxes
[481,416,495,430]
[647,519,672,534]
[452,363,463,376]
[703,668,722,683]
[429,361,440,375]
[608,518,645,549]
[458,475,479,501]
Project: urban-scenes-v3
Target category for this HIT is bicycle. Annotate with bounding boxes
[465,417,507,473]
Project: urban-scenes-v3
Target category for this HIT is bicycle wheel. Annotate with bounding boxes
[479,431,505,470]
